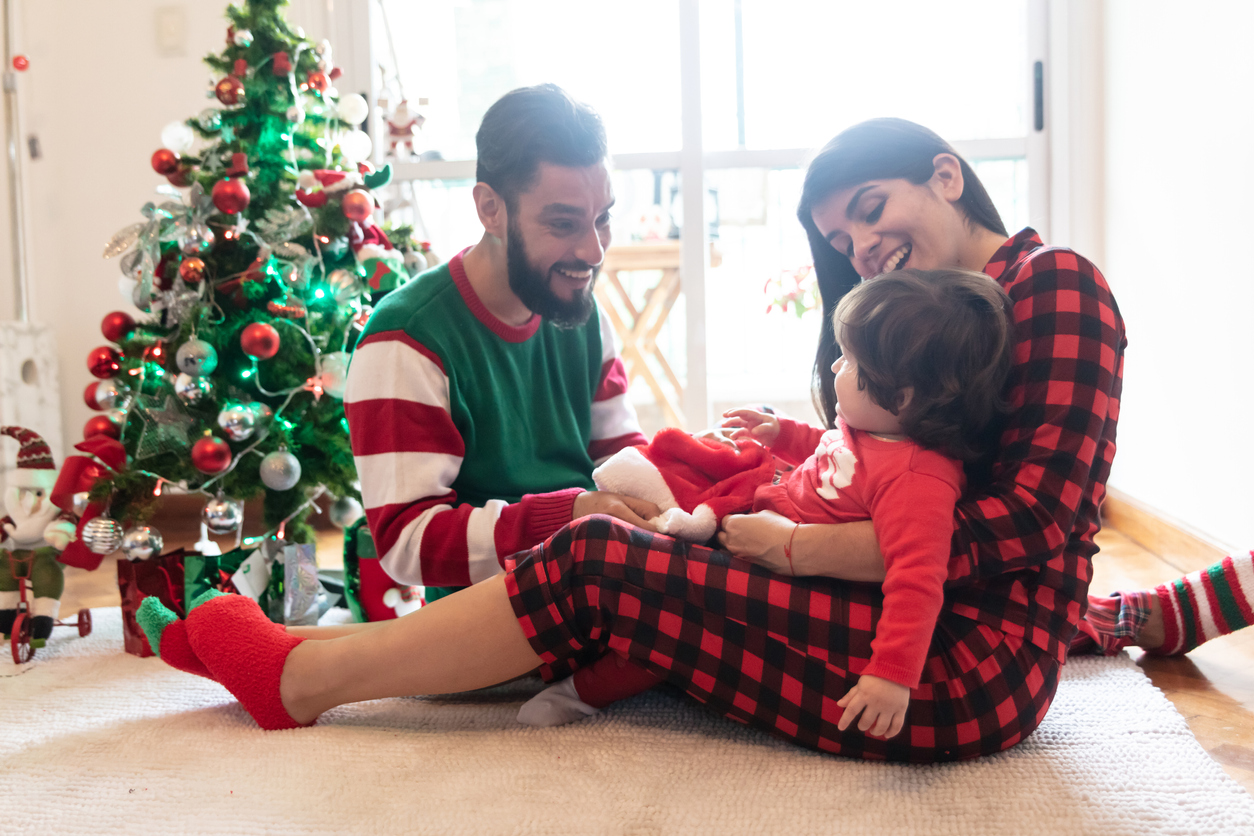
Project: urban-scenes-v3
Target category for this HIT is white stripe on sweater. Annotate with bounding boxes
[1230,555,1254,612]
[344,338,448,407]
[1185,571,1221,641]
[597,304,619,365]
[591,391,640,442]
[356,450,462,510]
[466,500,508,583]
[379,503,452,586]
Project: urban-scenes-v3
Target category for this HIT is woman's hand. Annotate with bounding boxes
[718,510,797,574]
[836,675,910,739]
[720,407,782,446]
[572,491,660,531]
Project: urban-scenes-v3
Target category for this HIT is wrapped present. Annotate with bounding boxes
[184,543,286,624]
[117,549,189,657]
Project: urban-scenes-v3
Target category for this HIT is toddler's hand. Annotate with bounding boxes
[720,407,781,446]
[836,674,910,739]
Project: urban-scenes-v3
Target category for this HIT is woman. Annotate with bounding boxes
[147,118,1175,761]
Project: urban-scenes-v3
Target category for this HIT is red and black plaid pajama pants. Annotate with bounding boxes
[504,515,1060,763]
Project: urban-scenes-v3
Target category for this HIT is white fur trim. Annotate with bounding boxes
[653,504,718,543]
[8,468,57,489]
[592,447,678,511]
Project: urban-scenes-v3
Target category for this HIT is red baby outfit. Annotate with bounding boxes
[755,417,963,688]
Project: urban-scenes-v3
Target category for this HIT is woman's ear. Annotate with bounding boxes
[930,154,965,203]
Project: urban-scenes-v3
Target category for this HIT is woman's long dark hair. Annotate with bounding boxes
[797,118,1009,428]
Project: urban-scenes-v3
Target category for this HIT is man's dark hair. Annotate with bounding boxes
[833,268,1014,462]
[475,84,608,210]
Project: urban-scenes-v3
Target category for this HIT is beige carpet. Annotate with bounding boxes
[3,608,1253,835]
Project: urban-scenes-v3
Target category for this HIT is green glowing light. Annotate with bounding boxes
[314,289,325,299]
[241,368,253,379]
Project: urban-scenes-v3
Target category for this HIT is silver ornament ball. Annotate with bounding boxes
[82,516,123,555]
[176,338,219,376]
[173,372,213,405]
[248,401,274,424]
[121,526,164,561]
[217,402,257,442]
[329,496,364,529]
[259,450,302,491]
[94,378,128,411]
[327,269,363,304]
[71,491,91,517]
[180,224,216,256]
[286,105,306,125]
[232,28,253,47]
[202,496,244,534]
[197,108,222,132]
[318,351,350,399]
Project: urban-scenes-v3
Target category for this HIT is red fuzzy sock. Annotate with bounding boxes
[186,595,311,731]
[159,618,214,678]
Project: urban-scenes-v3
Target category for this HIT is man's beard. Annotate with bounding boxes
[506,218,598,329]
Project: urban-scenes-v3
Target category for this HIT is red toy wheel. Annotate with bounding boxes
[11,612,32,664]
[77,608,92,637]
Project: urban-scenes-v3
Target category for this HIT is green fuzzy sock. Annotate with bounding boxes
[135,592,223,679]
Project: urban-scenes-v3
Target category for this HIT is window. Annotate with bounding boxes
[366,0,1046,433]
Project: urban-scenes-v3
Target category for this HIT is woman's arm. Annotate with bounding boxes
[948,245,1126,583]
[718,512,885,582]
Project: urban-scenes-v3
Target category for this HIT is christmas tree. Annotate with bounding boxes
[76,0,428,560]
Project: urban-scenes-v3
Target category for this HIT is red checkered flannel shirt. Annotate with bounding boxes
[948,228,1126,663]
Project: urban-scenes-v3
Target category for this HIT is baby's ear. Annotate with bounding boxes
[894,387,914,415]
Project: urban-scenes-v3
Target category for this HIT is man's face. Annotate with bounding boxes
[505,161,614,328]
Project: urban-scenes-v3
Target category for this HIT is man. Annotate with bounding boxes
[344,84,656,617]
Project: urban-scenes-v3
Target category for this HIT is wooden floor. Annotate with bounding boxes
[54,519,1254,795]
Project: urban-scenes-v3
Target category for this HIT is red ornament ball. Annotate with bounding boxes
[179,257,206,283]
[306,71,329,92]
[167,166,194,188]
[101,311,136,343]
[12,55,29,71]
[151,149,180,175]
[212,178,251,215]
[215,75,244,106]
[191,436,233,475]
[240,322,281,359]
[83,382,103,411]
[83,415,120,440]
[87,345,122,379]
[341,189,374,222]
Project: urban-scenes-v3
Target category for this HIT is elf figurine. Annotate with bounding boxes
[0,426,77,647]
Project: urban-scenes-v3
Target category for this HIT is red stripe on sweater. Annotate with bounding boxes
[589,431,648,462]
[356,329,446,375]
[594,357,630,401]
[346,399,465,457]
[366,496,470,588]
[1200,568,1232,635]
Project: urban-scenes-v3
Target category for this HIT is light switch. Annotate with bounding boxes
[155,5,187,57]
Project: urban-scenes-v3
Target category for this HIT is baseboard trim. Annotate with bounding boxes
[1101,488,1230,574]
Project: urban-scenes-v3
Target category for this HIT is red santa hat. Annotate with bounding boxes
[295,168,363,208]
[592,427,776,542]
[1,426,57,490]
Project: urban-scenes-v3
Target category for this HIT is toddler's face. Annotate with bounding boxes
[831,350,906,437]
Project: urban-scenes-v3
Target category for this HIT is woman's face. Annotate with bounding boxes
[809,154,971,280]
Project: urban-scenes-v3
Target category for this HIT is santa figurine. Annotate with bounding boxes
[386,100,425,158]
[0,426,77,648]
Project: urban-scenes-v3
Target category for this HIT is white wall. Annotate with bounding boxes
[1101,0,1254,550]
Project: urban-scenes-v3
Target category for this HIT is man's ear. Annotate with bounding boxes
[472,182,508,239]
[930,154,965,203]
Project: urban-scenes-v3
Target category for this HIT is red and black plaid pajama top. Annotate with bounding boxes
[503,228,1127,763]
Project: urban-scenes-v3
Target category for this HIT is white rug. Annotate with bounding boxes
[3,608,1253,836]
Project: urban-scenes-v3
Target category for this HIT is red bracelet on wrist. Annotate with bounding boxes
[783,523,800,576]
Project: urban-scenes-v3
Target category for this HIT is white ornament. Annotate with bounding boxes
[286,105,306,125]
[338,130,372,163]
[161,121,195,153]
[336,94,369,125]
[233,28,253,47]
[318,352,350,399]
